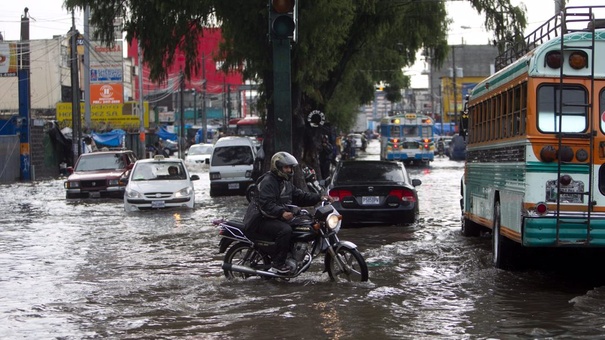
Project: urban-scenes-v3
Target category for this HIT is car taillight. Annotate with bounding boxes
[210,172,221,180]
[388,189,416,202]
[329,189,353,202]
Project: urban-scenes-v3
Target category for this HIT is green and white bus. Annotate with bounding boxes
[460,5,605,268]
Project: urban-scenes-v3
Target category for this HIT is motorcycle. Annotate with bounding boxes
[214,202,369,281]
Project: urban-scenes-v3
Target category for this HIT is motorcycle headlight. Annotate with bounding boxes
[326,212,342,231]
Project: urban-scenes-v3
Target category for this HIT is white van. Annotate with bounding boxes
[209,136,257,197]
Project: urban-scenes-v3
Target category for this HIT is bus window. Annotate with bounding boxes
[537,85,587,133]
[391,126,401,137]
[421,126,432,138]
[403,126,417,137]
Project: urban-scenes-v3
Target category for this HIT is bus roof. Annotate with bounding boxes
[470,28,605,99]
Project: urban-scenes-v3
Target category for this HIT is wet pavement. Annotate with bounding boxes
[2,140,605,339]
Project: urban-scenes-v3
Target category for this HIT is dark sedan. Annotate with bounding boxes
[327,160,421,227]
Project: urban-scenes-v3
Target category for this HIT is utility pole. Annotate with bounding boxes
[452,46,457,131]
[201,53,207,143]
[84,6,91,130]
[18,7,31,180]
[70,9,82,164]
[138,41,146,158]
[179,70,185,159]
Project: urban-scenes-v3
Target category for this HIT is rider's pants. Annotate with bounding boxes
[258,219,292,264]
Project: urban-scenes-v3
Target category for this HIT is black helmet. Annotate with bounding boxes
[271,151,298,180]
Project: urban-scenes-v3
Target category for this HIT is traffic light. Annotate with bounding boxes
[269,0,297,41]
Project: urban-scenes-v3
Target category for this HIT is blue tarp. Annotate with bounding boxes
[433,123,456,135]
[92,129,125,147]
[157,126,178,141]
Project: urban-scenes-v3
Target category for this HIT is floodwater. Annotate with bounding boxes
[2,140,605,339]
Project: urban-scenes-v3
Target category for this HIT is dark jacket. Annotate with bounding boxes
[243,171,321,230]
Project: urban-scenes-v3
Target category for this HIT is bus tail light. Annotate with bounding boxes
[545,51,562,69]
[569,51,588,69]
[540,145,557,162]
[559,174,572,186]
[535,202,548,216]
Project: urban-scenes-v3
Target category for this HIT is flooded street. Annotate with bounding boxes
[3,140,605,339]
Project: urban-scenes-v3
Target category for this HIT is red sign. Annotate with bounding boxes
[90,83,123,104]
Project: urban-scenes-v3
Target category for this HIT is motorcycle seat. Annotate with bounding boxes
[225,220,245,229]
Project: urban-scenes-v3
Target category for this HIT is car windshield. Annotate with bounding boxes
[75,154,125,171]
[188,145,213,155]
[131,162,187,181]
[211,146,254,166]
[335,162,405,184]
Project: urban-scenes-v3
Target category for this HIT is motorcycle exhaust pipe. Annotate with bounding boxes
[222,263,285,278]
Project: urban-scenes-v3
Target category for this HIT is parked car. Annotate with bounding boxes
[185,143,214,166]
[123,155,199,211]
[448,135,467,161]
[64,150,137,199]
[326,160,421,227]
[209,136,257,197]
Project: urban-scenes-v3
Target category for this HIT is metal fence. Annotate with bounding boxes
[0,135,20,183]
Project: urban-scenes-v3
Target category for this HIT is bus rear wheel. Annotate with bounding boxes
[492,200,517,269]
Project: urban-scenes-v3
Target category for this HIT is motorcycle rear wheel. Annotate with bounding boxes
[223,242,270,279]
[325,247,369,282]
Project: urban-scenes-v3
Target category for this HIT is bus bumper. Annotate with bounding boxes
[524,216,605,247]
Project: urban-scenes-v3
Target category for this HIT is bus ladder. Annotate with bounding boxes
[554,6,598,246]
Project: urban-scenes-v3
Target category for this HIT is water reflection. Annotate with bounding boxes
[2,143,605,338]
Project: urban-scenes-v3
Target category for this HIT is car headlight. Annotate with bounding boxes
[124,189,142,199]
[326,212,342,231]
[65,181,80,189]
[108,179,119,186]
[175,187,193,198]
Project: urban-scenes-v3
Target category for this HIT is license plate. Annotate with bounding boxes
[228,183,240,190]
[151,200,165,208]
[362,196,379,205]
[89,192,100,198]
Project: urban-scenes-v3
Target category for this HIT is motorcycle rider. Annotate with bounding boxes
[243,151,331,274]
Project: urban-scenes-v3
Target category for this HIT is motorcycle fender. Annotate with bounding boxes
[334,240,358,252]
[219,238,235,253]
[323,240,359,272]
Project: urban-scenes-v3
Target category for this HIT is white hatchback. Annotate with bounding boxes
[185,143,214,166]
[123,156,200,211]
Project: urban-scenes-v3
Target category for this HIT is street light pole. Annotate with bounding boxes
[452,46,457,131]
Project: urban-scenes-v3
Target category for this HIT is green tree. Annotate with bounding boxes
[66,0,526,179]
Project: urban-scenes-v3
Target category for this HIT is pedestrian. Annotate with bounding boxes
[319,135,334,179]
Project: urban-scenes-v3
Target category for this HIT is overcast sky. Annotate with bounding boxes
[0,0,600,87]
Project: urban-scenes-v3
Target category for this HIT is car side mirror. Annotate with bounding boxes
[127,163,134,170]
[190,174,200,181]
[412,179,422,187]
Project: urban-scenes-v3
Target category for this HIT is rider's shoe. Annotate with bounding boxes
[269,263,291,274]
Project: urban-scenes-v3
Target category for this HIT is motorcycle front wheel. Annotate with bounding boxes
[325,247,369,282]
[223,242,270,279]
